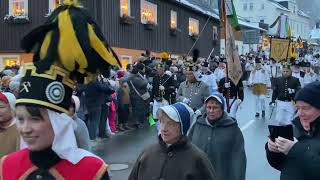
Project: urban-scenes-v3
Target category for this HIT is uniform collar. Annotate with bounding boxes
[30,147,61,170]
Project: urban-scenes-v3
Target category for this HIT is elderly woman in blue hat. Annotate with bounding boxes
[128,102,216,180]
[188,93,247,180]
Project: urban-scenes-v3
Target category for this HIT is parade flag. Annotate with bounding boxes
[220,0,243,85]
[270,38,290,62]
[296,35,303,49]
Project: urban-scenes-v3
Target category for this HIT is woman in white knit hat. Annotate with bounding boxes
[0,92,18,158]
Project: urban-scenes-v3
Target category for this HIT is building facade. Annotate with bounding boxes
[234,0,311,40]
[0,0,220,70]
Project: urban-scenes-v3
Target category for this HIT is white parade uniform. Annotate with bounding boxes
[200,72,218,94]
[248,69,271,115]
[213,68,226,82]
[302,72,317,87]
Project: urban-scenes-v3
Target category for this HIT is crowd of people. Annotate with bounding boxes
[0,1,320,179]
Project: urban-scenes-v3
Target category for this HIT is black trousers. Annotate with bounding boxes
[118,104,130,124]
[98,104,110,138]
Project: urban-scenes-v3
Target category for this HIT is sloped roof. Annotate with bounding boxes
[297,10,311,18]
[238,19,267,31]
[310,28,320,40]
[176,0,220,20]
[270,2,291,12]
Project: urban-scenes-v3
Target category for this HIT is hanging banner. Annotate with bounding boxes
[270,38,290,62]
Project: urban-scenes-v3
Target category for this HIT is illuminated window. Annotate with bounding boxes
[49,0,62,14]
[9,0,28,16]
[121,55,132,71]
[189,18,199,36]
[3,57,20,67]
[141,0,157,24]
[170,10,177,29]
[120,0,131,17]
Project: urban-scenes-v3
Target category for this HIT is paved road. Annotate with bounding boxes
[92,87,281,180]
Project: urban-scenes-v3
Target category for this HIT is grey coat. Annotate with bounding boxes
[128,136,216,180]
[177,81,210,110]
[188,112,247,180]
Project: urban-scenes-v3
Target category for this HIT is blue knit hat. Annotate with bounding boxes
[157,102,194,135]
[295,82,320,109]
[205,93,226,110]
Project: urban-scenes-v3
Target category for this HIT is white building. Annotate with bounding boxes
[234,0,311,40]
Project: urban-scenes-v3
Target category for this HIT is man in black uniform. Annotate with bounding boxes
[270,63,301,125]
[218,77,244,118]
[151,62,176,132]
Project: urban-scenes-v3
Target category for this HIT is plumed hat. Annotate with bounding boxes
[281,62,291,69]
[17,0,121,113]
[160,52,169,60]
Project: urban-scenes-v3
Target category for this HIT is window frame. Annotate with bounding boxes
[243,3,247,11]
[188,17,199,36]
[120,0,131,17]
[9,0,28,16]
[170,10,177,29]
[249,2,253,10]
[213,25,218,41]
[48,0,62,14]
[121,55,133,70]
[0,55,20,69]
[140,0,158,24]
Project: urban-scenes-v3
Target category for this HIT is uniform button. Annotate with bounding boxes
[208,137,211,141]
[168,152,173,157]
[36,175,43,180]
[160,178,165,180]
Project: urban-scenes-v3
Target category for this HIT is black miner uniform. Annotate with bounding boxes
[271,76,301,103]
[218,78,244,101]
[151,73,176,104]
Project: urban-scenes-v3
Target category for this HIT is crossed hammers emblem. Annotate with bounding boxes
[20,81,31,93]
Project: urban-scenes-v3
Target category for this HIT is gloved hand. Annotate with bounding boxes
[183,98,191,104]
[224,82,231,88]
[159,85,165,91]
[288,88,295,94]
[269,101,275,106]
[150,102,154,106]
[147,83,153,90]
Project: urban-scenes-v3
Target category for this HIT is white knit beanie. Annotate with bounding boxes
[0,92,16,112]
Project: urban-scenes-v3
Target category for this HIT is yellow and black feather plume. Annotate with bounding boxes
[21,0,121,83]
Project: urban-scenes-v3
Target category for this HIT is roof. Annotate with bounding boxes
[238,19,267,31]
[297,10,311,18]
[175,0,220,20]
[269,1,291,12]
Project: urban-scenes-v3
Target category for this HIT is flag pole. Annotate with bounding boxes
[222,0,231,113]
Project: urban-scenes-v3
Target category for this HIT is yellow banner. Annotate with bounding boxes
[270,38,290,62]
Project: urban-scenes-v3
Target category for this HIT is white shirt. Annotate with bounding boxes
[214,68,226,82]
[302,72,317,87]
[267,63,281,78]
[200,72,218,93]
[248,69,271,87]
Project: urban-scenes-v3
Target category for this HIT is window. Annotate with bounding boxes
[170,10,177,29]
[261,3,264,10]
[49,0,61,14]
[141,0,157,24]
[213,26,218,40]
[0,55,20,68]
[243,3,247,11]
[120,0,130,17]
[9,0,28,16]
[121,55,132,70]
[249,3,253,10]
[189,18,199,36]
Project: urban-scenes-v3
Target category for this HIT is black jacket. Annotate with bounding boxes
[272,76,301,102]
[151,74,176,104]
[265,116,320,180]
[218,77,244,101]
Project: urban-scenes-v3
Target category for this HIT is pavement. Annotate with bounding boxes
[92,86,281,180]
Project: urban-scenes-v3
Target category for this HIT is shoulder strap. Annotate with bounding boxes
[129,81,142,97]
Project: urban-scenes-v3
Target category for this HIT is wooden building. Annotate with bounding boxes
[0,0,220,69]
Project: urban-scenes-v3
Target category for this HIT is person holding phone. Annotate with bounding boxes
[265,82,320,180]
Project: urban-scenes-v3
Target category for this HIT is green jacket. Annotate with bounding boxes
[188,112,247,180]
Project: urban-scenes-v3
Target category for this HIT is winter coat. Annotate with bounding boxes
[265,116,320,180]
[128,136,216,180]
[84,79,114,112]
[128,73,150,118]
[188,112,247,180]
